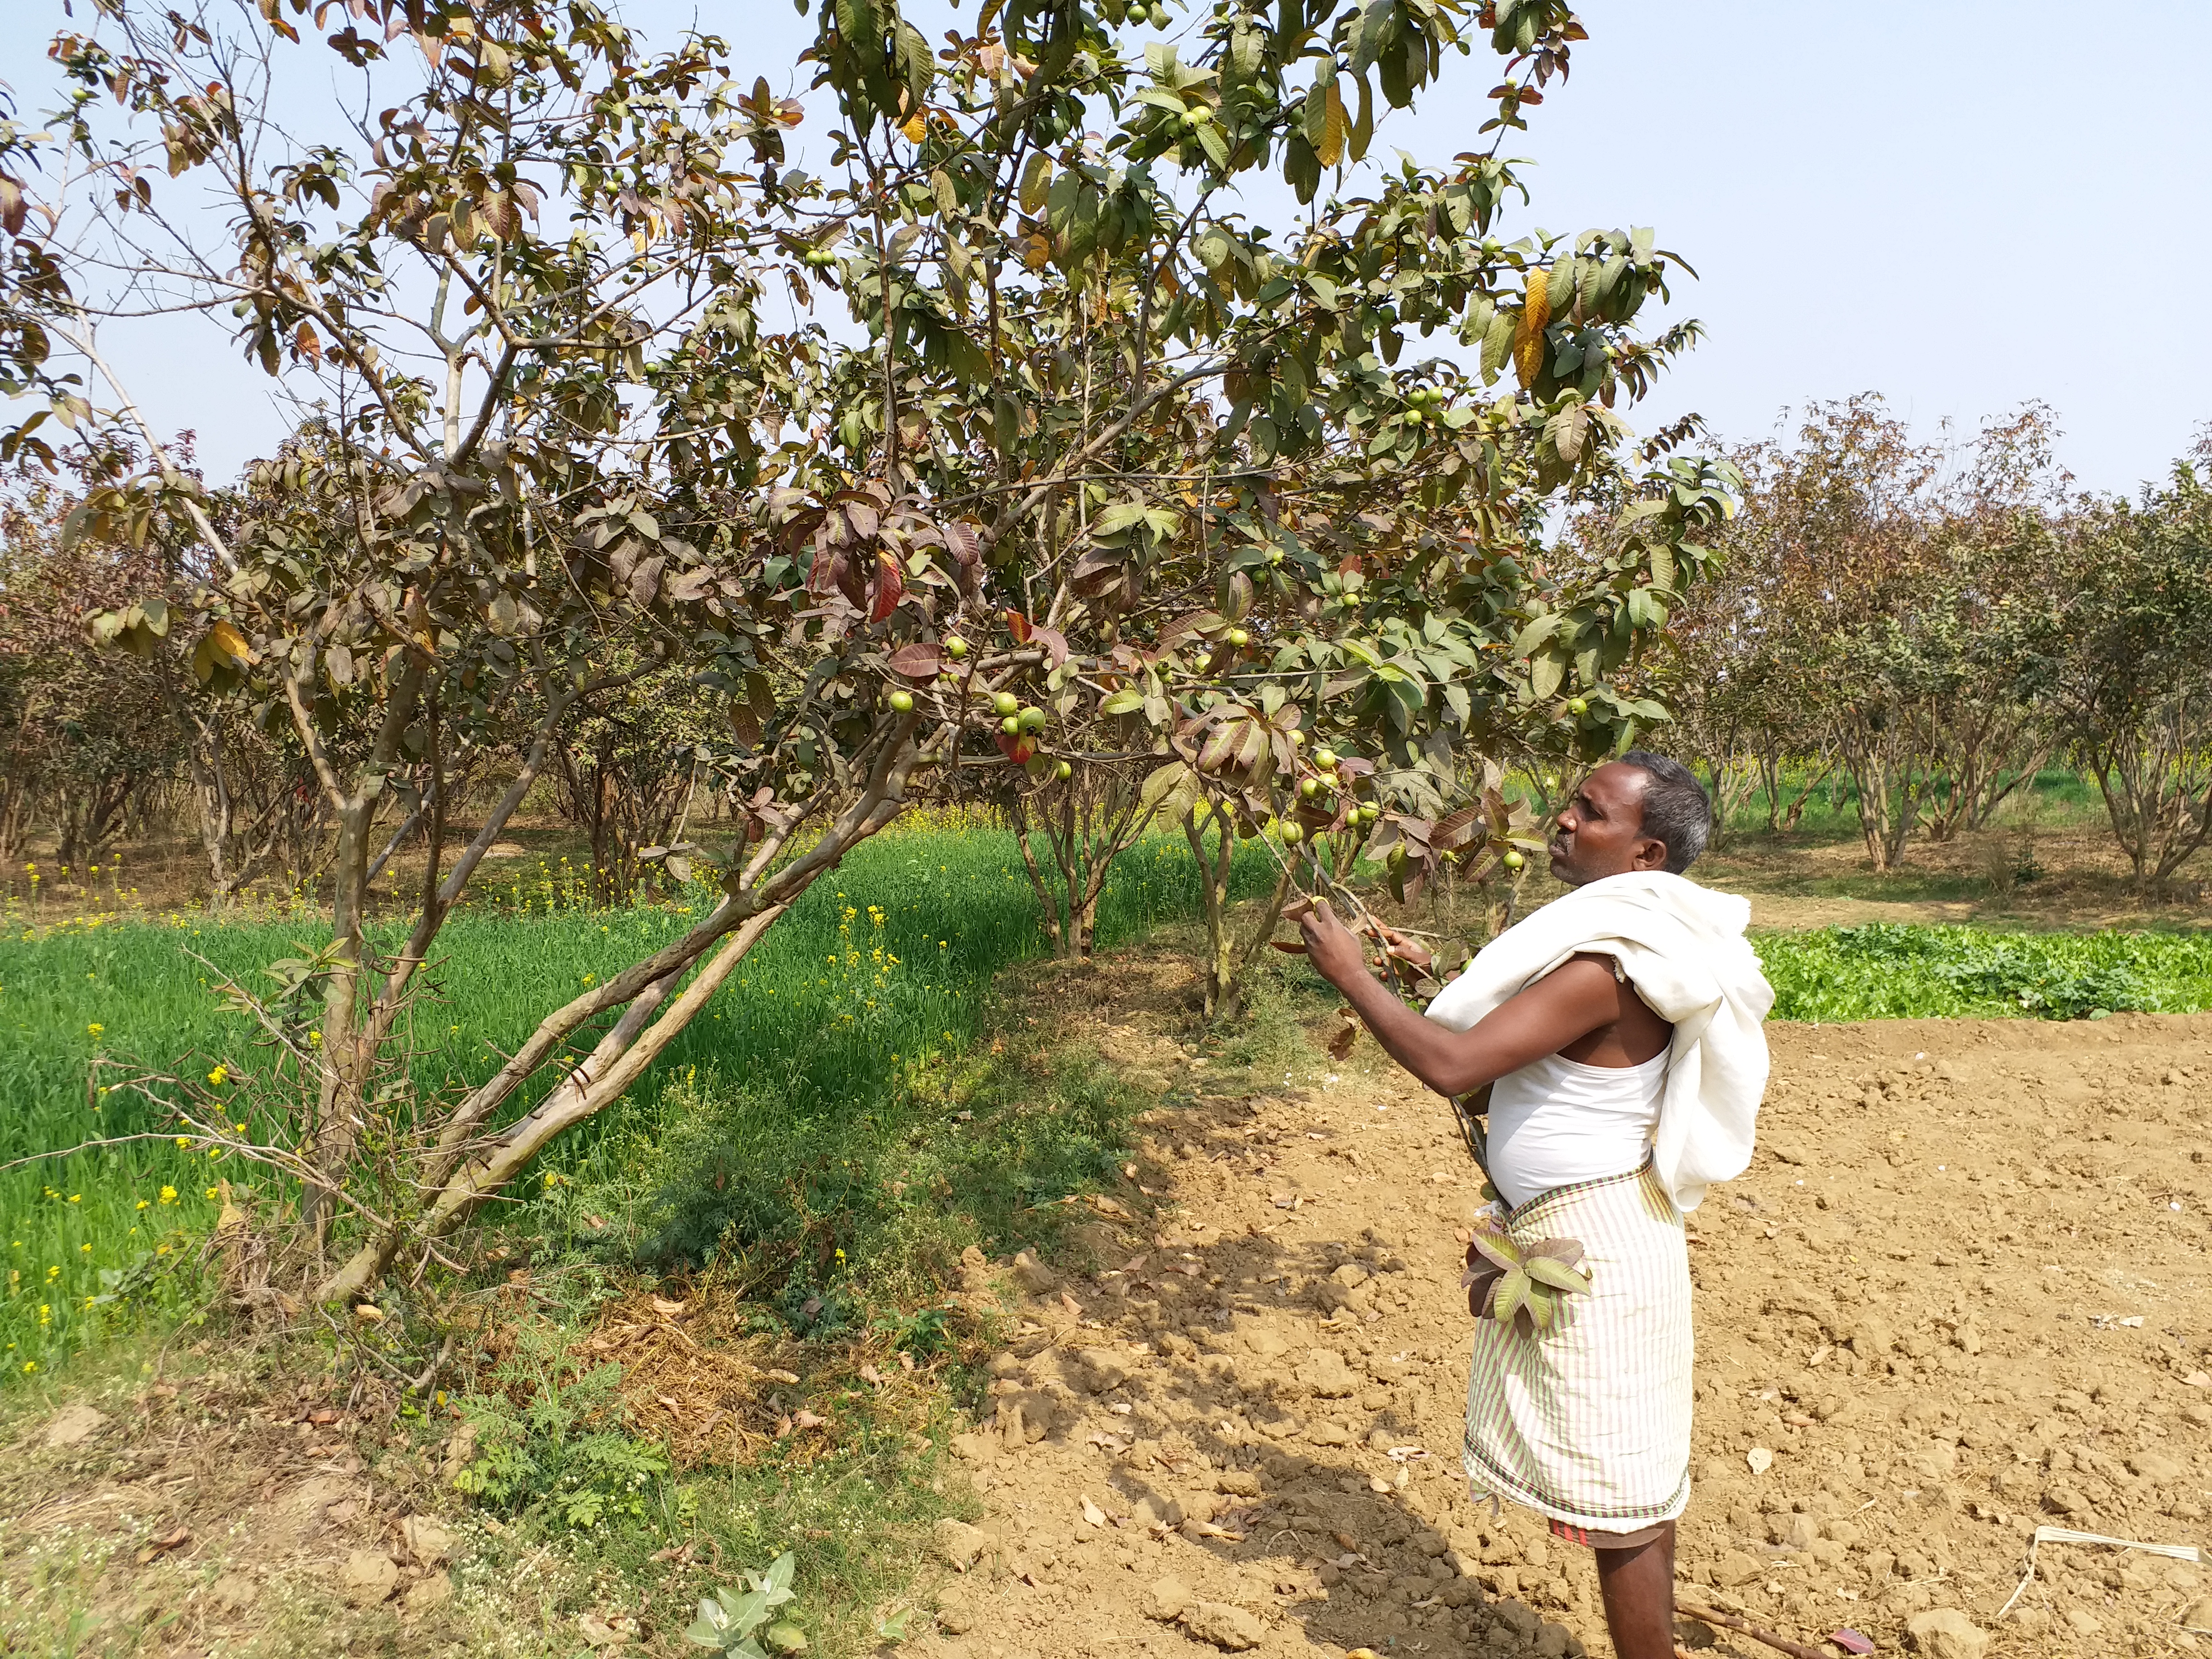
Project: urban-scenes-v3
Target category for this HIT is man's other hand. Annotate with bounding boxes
[1286,896,1366,987]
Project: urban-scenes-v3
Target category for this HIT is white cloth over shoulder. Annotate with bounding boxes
[1422,870,1774,1213]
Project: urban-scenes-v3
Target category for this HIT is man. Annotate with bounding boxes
[1290,753,1773,1659]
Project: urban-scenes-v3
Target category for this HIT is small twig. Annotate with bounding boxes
[1674,1598,1833,1659]
[0,1132,220,1174]
[411,1334,455,1395]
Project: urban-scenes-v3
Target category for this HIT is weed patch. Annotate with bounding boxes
[1756,921,2212,1021]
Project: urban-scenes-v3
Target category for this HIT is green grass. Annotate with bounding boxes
[1712,764,2112,845]
[0,824,1277,1376]
[1755,922,2212,1022]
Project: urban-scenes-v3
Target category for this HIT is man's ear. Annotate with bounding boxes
[1631,834,1669,872]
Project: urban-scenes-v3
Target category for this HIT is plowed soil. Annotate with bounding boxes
[922,964,2212,1659]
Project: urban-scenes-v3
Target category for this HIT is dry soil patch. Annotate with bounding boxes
[921,973,2212,1659]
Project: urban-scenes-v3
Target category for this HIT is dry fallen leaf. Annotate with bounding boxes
[649,1295,687,1318]
[577,1610,632,1648]
[136,1526,190,1564]
[1081,1495,1109,1527]
[761,1368,800,1385]
[792,1409,827,1430]
[1746,1446,1775,1475]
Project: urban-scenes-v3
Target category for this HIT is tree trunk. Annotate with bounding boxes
[1185,805,1295,1020]
[317,717,925,1303]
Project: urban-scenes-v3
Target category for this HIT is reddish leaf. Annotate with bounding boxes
[1005,608,1032,644]
[839,560,868,610]
[1432,806,1481,853]
[1030,624,1070,665]
[868,550,904,622]
[888,642,941,680]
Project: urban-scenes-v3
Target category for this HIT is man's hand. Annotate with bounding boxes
[1285,896,1367,989]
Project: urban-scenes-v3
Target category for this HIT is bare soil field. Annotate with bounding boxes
[914,964,2212,1659]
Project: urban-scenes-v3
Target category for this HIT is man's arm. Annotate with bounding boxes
[1289,897,1626,1097]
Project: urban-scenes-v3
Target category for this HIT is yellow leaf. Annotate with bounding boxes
[208,619,258,664]
[1316,80,1350,168]
[901,110,927,144]
[1021,232,1052,272]
[1514,267,1551,389]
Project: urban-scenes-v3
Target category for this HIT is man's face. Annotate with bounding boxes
[1548,762,1669,886]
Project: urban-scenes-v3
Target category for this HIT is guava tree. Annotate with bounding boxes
[783,0,1733,1014]
[2020,462,2212,890]
[1690,399,2063,869]
[16,0,1731,1302]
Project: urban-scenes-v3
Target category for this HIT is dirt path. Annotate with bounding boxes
[923,969,2212,1659]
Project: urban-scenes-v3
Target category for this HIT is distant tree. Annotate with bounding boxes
[0,447,184,873]
[2022,465,2212,890]
[1694,398,2061,871]
[551,664,714,907]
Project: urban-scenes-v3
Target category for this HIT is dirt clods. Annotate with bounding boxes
[338,1546,398,1606]
[1183,1599,1267,1650]
[1906,1606,1990,1658]
[40,1404,105,1448]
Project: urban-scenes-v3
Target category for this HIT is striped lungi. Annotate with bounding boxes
[1462,1159,1693,1534]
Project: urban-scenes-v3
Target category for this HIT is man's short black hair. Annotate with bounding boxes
[1617,749,1713,874]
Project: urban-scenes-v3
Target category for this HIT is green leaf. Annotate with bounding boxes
[1480,308,1515,380]
[1092,500,1152,537]
[1100,687,1144,716]
[1523,1255,1590,1295]
[1510,612,1560,658]
[1467,1224,1521,1271]
[1491,1266,1529,1325]
[1139,759,1191,809]
[1524,1284,1557,1331]
[1019,152,1051,214]
[1528,652,1563,702]
[1350,70,1375,162]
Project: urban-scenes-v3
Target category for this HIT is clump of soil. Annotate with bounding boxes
[918,971,2212,1659]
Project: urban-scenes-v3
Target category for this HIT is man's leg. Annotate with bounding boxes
[1592,1521,1675,1659]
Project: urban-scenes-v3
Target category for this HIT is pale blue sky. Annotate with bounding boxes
[5,1,2206,495]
